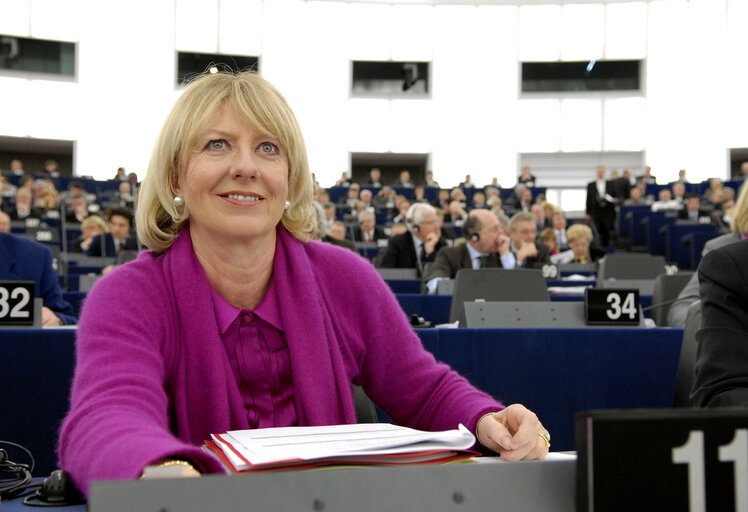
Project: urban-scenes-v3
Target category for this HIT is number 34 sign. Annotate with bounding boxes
[0,281,35,326]
[584,288,640,326]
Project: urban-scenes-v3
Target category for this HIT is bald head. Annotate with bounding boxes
[465,209,501,253]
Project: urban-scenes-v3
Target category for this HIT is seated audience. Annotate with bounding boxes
[85,207,138,257]
[651,188,681,212]
[551,224,606,264]
[445,200,468,226]
[508,211,551,267]
[65,194,90,224]
[71,215,107,253]
[38,188,59,214]
[471,191,487,210]
[679,194,710,222]
[6,187,43,221]
[334,171,352,187]
[668,182,748,327]
[450,187,467,208]
[380,203,446,275]
[391,170,415,188]
[691,238,748,407]
[676,169,688,183]
[623,187,648,206]
[342,183,361,207]
[373,186,396,210]
[551,211,568,247]
[412,185,429,204]
[58,72,547,494]
[432,188,450,210]
[364,167,383,188]
[518,166,536,187]
[530,204,550,234]
[359,189,376,212]
[423,170,439,188]
[0,231,76,325]
[9,159,25,175]
[114,167,128,181]
[390,197,411,224]
[352,211,387,243]
[322,202,336,230]
[1,175,16,198]
[672,182,687,204]
[0,211,10,233]
[326,220,356,251]
[423,209,513,294]
[540,228,559,256]
[637,165,657,184]
[460,174,475,189]
[42,159,61,177]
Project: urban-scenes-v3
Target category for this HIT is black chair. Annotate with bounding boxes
[650,271,695,327]
[597,253,669,281]
[449,268,549,325]
[673,300,701,407]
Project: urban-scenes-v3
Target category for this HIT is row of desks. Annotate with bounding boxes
[3,325,682,477]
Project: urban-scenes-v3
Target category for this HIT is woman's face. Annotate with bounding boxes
[570,238,589,259]
[178,106,289,246]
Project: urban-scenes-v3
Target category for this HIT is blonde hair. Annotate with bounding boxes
[137,71,316,253]
[81,214,107,233]
[730,181,748,233]
[540,227,556,244]
[566,223,593,244]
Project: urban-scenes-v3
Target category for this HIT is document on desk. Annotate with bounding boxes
[206,423,478,473]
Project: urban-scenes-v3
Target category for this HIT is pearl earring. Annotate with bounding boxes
[173,196,184,207]
[284,201,291,209]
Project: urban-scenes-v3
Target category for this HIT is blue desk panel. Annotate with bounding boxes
[3,326,681,481]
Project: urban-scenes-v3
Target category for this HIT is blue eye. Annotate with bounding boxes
[259,142,278,154]
[209,140,226,150]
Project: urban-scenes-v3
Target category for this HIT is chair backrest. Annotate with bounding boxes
[673,300,701,407]
[597,254,668,281]
[651,271,695,327]
[353,385,378,423]
[449,268,549,325]
[376,268,418,280]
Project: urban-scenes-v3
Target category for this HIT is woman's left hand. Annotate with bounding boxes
[476,403,550,461]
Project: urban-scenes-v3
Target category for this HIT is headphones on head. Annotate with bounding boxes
[463,215,481,242]
[470,232,480,242]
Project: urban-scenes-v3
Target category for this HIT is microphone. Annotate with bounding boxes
[641,294,700,312]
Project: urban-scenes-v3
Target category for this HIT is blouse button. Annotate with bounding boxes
[240,312,253,326]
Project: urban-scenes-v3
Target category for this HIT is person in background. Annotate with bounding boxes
[352,211,387,243]
[0,211,10,233]
[85,207,138,257]
[551,211,568,247]
[412,185,429,204]
[678,194,710,222]
[43,159,61,177]
[677,169,688,183]
[585,165,616,247]
[651,188,680,212]
[540,228,559,257]
[637,165,656,185]
[422,209,513,294]
[530,204,550,234]
[423,170,439,188]
[71,215,107,253]
[508,211,551,267]
[551,224,606,265]
[381,203,446,275]
[518,166,536,188]
[471,191,487,210]
[58,72,548,493]
[9,159,25,175]
[668,182,748,327]
[65,194,90,224]
[334,171,352,187]
[114,167,128,181]
[0,231,76,325]
[7,188,43,221]
[391,170,415,188]
[364,168,383,188]
[460,174,475,189]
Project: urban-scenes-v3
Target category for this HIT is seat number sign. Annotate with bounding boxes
[0,281,35,326]
[584,288,640,325]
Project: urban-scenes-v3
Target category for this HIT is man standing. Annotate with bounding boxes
[380,203,445,276]
[423,210,513,294]
[585,165,616,247]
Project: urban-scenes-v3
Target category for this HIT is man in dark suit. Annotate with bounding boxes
[64,194,90,224]
[585,165,616,247]
[508,211,551,267]
[678,194,711,222]
[85,207,138,257]
[363,168,383,188]
[691,239,748,407]
[379,203,446,276]
[0,232,76,325]
[351,211,387,243]
[6,188,43,221]
[391,170,415,189]
[422,209,513,293]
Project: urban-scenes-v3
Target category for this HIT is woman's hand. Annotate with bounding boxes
[476,404,550,461]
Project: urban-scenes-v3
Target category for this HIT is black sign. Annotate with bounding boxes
[584,288,640,325]
[0,281,35,326]
[577,408,748,512]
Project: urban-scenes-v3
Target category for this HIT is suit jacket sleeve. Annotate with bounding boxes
[422,246,459,282]
[38,244,77,325]
[585,183,596,215]
[692,240,748,407]
[380,235,407,268]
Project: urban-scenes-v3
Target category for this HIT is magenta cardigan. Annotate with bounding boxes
[58,228,503,494]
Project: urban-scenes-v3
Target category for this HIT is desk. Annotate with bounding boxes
[3,326,680,475]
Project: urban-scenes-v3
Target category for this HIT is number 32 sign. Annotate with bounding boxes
[0,281,35,326]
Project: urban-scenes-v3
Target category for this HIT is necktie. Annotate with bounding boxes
[478,255,489,269]
[118,241,124,253]
[366,233,372,243]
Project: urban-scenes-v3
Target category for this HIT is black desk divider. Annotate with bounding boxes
[576,408,748,512]
[89,458,575,512]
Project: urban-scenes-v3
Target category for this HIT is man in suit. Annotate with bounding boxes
[509,211,551,267]
[364,167,383,188]
[0,232,76,325]
[422,209,513,294]
[351,211,387,243]
[391,170,415,189]
[6,188,43,221]
[691,239,748,407]
[379,203,446,276]
[64,194,90,224]
[85,207,138,257]
[678,194,710,222]
[585,165,616,247]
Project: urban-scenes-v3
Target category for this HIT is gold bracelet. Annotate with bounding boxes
[139,459,197,479]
